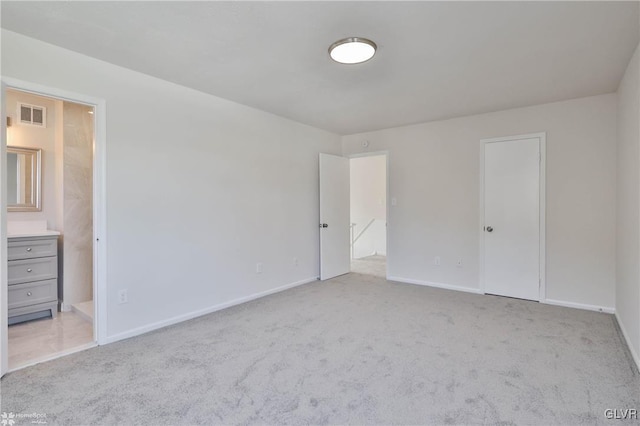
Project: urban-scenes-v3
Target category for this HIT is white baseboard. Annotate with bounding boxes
[387,278,617,316]
[103,276,318,345]
[387,276,483,294]
[614,311,640,371]
[542,298,615,314]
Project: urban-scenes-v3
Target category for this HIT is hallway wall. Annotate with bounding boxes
[350,155,386,258]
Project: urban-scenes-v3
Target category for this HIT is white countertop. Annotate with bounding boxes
[8,230,61,239]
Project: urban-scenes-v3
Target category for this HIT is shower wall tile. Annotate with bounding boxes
[62,102,94,307]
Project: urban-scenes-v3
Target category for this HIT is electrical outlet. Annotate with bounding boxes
[434,256,441,266]
[456,258,463,268]
[293,257,298,267]
[118,289,128,304]
[256,262,263,274]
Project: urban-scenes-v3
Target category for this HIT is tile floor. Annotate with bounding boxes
[8,310,94,370]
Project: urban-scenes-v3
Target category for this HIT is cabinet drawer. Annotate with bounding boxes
[8,279,58,310]
[8,238,58,261]
[8,257,58,285]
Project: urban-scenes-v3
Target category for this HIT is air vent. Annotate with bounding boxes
[18,102,46,127]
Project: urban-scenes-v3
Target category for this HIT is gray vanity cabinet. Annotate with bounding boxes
[8,235,59,325]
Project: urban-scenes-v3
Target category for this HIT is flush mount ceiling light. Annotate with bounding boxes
[329,37,377,64]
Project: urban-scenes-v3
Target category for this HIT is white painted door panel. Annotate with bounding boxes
[319,153,350,280]
[484,138,540,300]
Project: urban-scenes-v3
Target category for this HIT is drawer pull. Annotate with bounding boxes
[26,247,32,252]
[26,268,33,273]
[27,292,32,296]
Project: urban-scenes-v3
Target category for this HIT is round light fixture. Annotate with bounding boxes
[329,37,377,64]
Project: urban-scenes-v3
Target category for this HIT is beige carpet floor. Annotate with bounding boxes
[1,270,638,425]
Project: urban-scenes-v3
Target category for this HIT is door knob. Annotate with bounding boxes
[320,223,328,228]
[486,226,493,233]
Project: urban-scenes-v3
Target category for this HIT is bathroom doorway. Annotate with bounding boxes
[4,88,97,370]
[349,153,388,278]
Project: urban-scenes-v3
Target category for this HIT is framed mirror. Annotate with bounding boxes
[7,146,41,212]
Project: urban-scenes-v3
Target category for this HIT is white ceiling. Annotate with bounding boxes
[1,1,638,135]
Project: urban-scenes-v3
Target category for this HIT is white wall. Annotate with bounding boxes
[6,89,60,230]
[616,42,640,366]
[350,155,386,258]
[343,94,617,310]
[1,30,341,340]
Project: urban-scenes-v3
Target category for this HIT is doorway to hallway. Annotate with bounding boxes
[350,154,387,278]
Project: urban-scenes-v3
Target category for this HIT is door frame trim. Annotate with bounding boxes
[478,132,546,301]
[346,151,390,279]
[1,77,107,376]
[1,80,7,376]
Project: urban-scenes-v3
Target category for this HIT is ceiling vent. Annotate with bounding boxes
[18,102,46,127]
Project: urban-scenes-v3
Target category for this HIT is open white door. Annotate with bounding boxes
[319,153,350,280]
[482,135,543,301]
